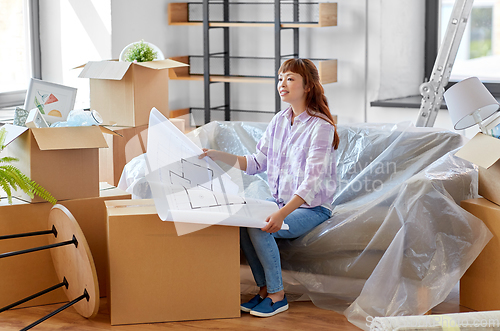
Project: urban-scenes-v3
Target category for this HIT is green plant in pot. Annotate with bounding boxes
[0,127,56,204]
[124,40,158,63]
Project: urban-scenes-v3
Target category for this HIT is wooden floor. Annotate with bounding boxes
[0,286,474,331]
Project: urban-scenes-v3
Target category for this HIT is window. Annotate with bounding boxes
[426,0,500,95]
[0,0,40,108]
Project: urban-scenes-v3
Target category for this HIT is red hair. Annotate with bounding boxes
[278,58,339,150]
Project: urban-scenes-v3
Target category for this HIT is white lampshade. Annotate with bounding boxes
[444,76,499,130]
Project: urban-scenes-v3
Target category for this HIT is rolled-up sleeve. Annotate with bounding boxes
[245,136,270,175]
[294,123,336,205]
[245,117,276,175]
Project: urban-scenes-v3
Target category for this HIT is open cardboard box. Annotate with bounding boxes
[106,199,240,325]
[2,124,119,202]
[455,132,500,206]
[77,59,188,127]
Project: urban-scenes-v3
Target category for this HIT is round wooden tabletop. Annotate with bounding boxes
[47,204,99,318]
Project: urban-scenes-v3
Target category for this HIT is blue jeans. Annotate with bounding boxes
[240,200,331,294]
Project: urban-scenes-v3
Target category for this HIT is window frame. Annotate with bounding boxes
[0,0,41,109]
[425,0,500,96]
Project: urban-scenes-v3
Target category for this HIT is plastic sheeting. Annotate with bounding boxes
[370,311,500,330]
[118,121,492,330]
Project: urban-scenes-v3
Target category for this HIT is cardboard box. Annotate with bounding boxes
[100,125,148,186]
[1,124,119,202]
[78,59,188,127]
[169,117,186,132]
[99,118,187,186]
[106,199,240,325]
[455,132,500,206]
[479,162,500,206]
[460,198,500,311]
[0,184,131,309]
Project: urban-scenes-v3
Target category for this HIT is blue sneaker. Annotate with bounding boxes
[241,294,264,312]
[250,296,289,317]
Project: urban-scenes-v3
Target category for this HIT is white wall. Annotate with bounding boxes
[39,0,112,109]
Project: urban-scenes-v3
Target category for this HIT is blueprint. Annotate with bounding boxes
[145,108,287,235]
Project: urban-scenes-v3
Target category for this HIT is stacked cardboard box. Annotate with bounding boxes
[1,58,191,316]
[74,58,236,324]
[457,133,500,310]
[77,59,188,186]
[0,123,132,309]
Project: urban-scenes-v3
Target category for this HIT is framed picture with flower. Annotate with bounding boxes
[23,78,77,124]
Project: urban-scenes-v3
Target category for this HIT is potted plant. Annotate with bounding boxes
[0,127,56,204]
[120,40,164,63]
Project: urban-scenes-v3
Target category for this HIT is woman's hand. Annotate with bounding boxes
[199,148,218,161]
[261,195,305,233]
[262,210,286,233]
[198,148,247,171]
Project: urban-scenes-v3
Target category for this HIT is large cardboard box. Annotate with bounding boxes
[2,124,117,202]
[460,198,500,310]
[106,199,240,325]
[78,59,188,127]
[456,133,500,206]
[0,184,131,309]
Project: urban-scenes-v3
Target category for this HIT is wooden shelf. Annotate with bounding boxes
[319,59,337,84]
[168,3,337,27]
[168,56,275,83]
[168,56,337,84]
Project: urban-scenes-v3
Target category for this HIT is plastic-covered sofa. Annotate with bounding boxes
[119,121,492,330]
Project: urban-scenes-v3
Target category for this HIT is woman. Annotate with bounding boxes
[200,58,339,317]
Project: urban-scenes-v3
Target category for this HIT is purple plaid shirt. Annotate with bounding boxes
[245,107,337,209]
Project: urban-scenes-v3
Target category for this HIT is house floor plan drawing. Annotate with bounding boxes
[145,108,287,234]
[169,158,214,192]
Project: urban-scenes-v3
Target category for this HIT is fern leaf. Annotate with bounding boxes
[0,166,21,191]
[0,179,13,204]
[0,164,56,204]
[29,181,57,205]
[0,156,19,164]
[1,165,32,196]
[0,127,6,150]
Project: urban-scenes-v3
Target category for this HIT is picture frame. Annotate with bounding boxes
[23,78,77,124]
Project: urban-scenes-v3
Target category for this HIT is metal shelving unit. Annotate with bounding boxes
[167,1,338,124]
